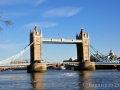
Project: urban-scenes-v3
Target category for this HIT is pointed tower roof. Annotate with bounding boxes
[40,30,42,34]
[81,26,84,29]
[34,24,38,32]
[80,27,84,35]
[39,27,42,34]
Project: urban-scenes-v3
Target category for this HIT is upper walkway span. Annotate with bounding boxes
[42,38,82,44]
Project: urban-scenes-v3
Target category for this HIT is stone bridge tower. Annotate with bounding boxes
[76,28,90,62]
[27,25,46,72]
[30,25,42,62]
[76,28,95,70]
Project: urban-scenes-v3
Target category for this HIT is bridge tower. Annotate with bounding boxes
[27,25,47,72]
[76,28,95,70]
[30,25,42,62]
[76,28,90,62]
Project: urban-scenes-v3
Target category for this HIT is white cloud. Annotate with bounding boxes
[0,0,24,5]
[3,40,11,43]
[0,43,27,60]
[2,9,39,18]
[1,11,28,19]
[0,0,46,6]
[43,7,82,17]
[0,44,22,49]
[9,12,27,16]
[4,12,28,18]
[25,22,57,28]
[35,0,46,6]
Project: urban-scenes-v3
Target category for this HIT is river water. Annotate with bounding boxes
[0,70,120,90]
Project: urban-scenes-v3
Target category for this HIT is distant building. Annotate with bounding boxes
[11,60,28,64]
[117,57,120,59]
[63,57,77,62]
[90,54,105,62]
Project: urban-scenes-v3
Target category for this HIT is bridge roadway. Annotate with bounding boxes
[0,63,30,67]
[42,38,82,44]
[47,62,120,66]
[0,62,120,67]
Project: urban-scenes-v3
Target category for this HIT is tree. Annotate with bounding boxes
[0,11,13,31]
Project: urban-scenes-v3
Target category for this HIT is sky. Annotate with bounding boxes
[0,0,120,62]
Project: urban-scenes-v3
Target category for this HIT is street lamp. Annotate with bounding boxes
[57,34,59,39]
[45,57,47,63]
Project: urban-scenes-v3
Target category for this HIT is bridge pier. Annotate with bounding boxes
[27,63,47,73]
[74,61,95,70]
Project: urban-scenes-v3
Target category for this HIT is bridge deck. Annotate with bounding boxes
[42,38,82,44]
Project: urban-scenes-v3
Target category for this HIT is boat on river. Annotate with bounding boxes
[117,68,120,70]
[8,69,12,72]
[57,66,66,70]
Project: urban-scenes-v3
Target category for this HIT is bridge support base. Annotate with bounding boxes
[27,63,47,73]
[74,61,95,70]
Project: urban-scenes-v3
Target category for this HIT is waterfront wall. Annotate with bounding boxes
[74,64,120,70]
[74,61,95,70]
[96,65,120,69]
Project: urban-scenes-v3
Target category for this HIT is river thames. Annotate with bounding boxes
[0,70,120,90]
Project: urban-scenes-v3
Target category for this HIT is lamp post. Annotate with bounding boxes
[57,34,59,39]
[45,57,47,63]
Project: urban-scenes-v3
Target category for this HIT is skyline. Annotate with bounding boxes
[0,0,120,62]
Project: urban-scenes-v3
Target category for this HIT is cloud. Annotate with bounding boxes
[0,44,22,49]
[3,40,11,43]
[0,0,46,6]
[0,0,24,5]
[1,11,28,19]
[35,0,46,6]
[4,12,28,18]
[43,7,82,17]
[25,22,57,28]
[0,43,28,60]
[9,12,27,16]
[2,9,39,18]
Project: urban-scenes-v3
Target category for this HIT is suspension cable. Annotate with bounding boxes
[0,42,33,65]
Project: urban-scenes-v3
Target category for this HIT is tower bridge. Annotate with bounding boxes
[0,25,119,71]
[27,25,94,72]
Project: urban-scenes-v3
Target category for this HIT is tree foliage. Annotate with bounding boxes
[0,11,13,31]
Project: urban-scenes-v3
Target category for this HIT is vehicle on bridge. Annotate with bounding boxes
[34,60,44,63]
